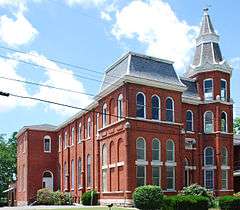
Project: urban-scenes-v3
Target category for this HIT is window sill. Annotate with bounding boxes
[44,151,51,153]
[186,131,195,134]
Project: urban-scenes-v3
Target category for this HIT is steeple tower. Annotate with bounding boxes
[186,8,232,77]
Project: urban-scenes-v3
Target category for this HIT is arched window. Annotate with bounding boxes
[184,158,190,187]
[186,110,193,131]
[204,111,214,133]
[204,147,214,166]
[96,113,99,136]
[221,79,227,101]
[102,103,107,127]
[221,147,228,166]
[44,136,51,153]
[204,79,213,100]
[42,171,53,191]
[166,98,174,122]
[102,144,107,192]
[71,159,74,190]
[204,147,214,189]
[64,132,67,149]
[152,138,160,161]
[118,94,123,120]
[71,127,75,146]
[136,92,146,118]
[87,155,91,187]
[221,112,227,133]
[64,162,67,190]
[58,135,61,152]
[87,117,91,138]
[78,123,82,143]
[78,158,82,189]
[136,138,146,160]
[166,140,175,162]
[152,95,160,120]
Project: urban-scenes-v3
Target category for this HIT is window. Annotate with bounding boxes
[221,79,227,101]
[166,140,175,162]
[64,162,67,190]
[204,147,214,190]
[136,92,146,118]
[118,94,123,120]
[222,170,228,190]
[87,117,91,139]
[102,144,107,192]
[166,98,174,122]
[64,132,67,149]
[71,127,75,146]
[184,158,190,187]
[221,147,228,166]
[152,166,160,186]
[186,110,193,131]
[204,147,214,166]
[96,114,99,136]
[136,138,146,160]
[78,123,82,143]
[204,79,213,100]
[152,95,160,120]
[221,112,227,133]
[152,138,160,161]
[58,135,61,152]
[44,136,51,152]
[87,155,91,187]
[204,111,214,133]
[166,166,175,190]
[78,158,82,189]
[71,160,74,190]
[136,166,145,187]
[102,104,107,127]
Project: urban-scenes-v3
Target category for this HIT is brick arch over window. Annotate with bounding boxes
[117,138,124,162]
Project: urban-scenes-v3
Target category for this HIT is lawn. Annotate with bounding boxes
[39,207,135,210]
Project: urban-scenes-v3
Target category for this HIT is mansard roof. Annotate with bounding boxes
[180,77,199,98]
[100,52,185,92]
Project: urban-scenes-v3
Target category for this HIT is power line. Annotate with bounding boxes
[0,75,95,97]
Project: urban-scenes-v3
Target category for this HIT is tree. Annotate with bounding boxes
[0,132,17,204]
[234,117,240,134]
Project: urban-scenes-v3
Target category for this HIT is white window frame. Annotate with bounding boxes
[166,97,175,122]
[221,169,228,190]
[204,111,214,133]
[96,113,99,136]
[186,110,194,132]
[220,79,227,101]
[87,117,91,139]
[71,127,75,146]
[136,137,146,161]
[117,94,123,121]
[204,169,214,190]
[221,111,228,133]
[204,78,214,100]
[102,144,108,192]
[78,123,82,143]
[102,103,107,127]
[221,147,228,166]
[152,166,161,186]
[136,92,146,119]
[204,147,214,166]
[64,162,67,190]
[166,166,175,191]
[71,159,74,190]
[87,155,91,187]
[44,135,51,153]
[152,138,160,162]
[58,135,61,152]
[152,95,161,121]
[78,158,82,189]
[166,140,175,162]
[64,132,67,149]
[136,165,146,187]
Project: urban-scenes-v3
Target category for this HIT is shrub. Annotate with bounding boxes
[133,185,164,210]
[219,196,240,210]
[37,188,54,205]
[37,189,73,205]
[81,190,98,206]
[180,183,215,207]
[163,195,209,210]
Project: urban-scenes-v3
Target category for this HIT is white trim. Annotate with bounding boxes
[166,97,175,123]
[220,79,227,101]
[126,117,182,126]
[165,161,177,166]
[117,161,124,167]
[166,139,175,162]
[151,161,163,166]
[204,146,214,166]
[152,138,161,162]
[151,95,161,120]
[43,135,51,153]
[117,94,123,121]
[136,92,146,119]
[58,135,61,152]
[186,110,194,132]
[64,131,68,149]
[78,123,82,143]
[87,117,91,138]
[204,111,214,133]
[102,165,108,170]
[203,78,214,101]
[135,160,148,166]
[71,127,75,146]
[202,166,217,170]
[221,166,230,170]
[109,163,116,168]
[185,166,196,170]
[102,103,107,127]
[211,42,217,64]
[136,137,146,161]
[221,111,228,133]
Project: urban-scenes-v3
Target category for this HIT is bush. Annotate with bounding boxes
[81,190,98,206]
[133,185,164,210]
[37,189,73,205]
[219,196,240,210]
[163,195,209,210]
[180,184,215,207]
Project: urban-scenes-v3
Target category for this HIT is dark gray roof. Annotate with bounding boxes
[180,78,199,98]
[100,52,184,92]
[199,9,215,36]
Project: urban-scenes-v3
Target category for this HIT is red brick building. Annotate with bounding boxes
[16,9,235,206]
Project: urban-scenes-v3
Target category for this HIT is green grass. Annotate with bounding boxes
[39,207,134,210]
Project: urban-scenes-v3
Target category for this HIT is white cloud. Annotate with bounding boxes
[0,12,38,46]
[14,52,92,116]
[65,0,106,7]
[111,0,199,72]
[101,11,112,21]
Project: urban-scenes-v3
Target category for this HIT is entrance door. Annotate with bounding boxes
[42,171,53,191]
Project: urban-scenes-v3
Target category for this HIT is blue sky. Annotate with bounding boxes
[0,0,239,135]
